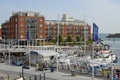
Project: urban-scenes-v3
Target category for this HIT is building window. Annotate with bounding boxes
[20,23,24,27]
[40,19,43,22]
[40,35,43,38]
[20,18,24,21]
[16,24,17,28]
[40,24,42,27]
[54,31,56,33]
[40,29,43,32]
[20,35,23,38]
[16,18,17,22]
[20,28,24,33]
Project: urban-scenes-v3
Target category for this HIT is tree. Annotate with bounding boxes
[76,35,80,42]
[59,34,63,45]
[87,37,93,44]
[67,35,73,42]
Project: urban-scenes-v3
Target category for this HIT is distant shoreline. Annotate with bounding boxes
[106,33,120,38]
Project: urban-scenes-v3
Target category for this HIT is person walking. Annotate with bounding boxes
[113,74,118,80]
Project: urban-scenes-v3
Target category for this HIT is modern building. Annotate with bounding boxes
[1,11,91,46]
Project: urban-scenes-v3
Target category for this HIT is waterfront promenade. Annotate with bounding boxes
[0,63,104,80]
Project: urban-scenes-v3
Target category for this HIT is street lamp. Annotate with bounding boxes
[27,23,31,69]
[22,66,24,80]
[84,15,87,56]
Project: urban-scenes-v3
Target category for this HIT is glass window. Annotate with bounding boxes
[40,35,43,38]
[40,24,42,27]
[20,23,24,27]
[20,18,24,21]
[40,29,43,32]
[20,28,24,33]
[16,24,17,28]
[40,19,43,22]
[16,18,17,22]
[20,35,24,38]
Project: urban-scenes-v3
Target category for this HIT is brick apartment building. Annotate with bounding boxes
[45,14,91,41]
[1,11,91,46]
[2,11,45,45]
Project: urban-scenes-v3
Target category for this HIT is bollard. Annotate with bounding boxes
[29,77,31,80]
[20,73,21,77]
[67,64,69,71]
[34,75,37,80]
[8,74,9,80]
[62,63,64,70]
[39,74,41,80]
[71,70,76,76]
[44,72,45,80]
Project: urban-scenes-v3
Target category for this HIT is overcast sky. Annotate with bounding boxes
[0,0,120,33]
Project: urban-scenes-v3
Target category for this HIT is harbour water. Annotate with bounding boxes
[99,33,120,58]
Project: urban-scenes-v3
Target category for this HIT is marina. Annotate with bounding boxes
[0,37,120,80]
[0,0,120,80]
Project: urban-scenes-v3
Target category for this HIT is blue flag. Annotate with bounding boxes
[93,23,98,42]
[27,28,30,41]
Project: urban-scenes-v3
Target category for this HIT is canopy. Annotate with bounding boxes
[30,50,58,57]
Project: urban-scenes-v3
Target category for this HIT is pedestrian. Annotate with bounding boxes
[0,76,3,80]
[107,73,109,80]
[34,75,37,80]
[113,74,118,80]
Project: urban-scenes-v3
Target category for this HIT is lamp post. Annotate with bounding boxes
[22,59,25,80]
[28,24,31,69]
[84,25,87,56]
[22,66,24,80]
[4,33,5,51]
[84,15,87,56]
[8,42,11,65]
[27,23,31,69]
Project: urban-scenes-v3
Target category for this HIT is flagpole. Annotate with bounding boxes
[56,14,60,72]
[27,23,31,69]
[92,42,95,80]
[92,22,99,80]
[29,24,31,69]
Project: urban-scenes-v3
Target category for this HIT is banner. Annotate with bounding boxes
[27,28,30,41]
[93,23,99,42]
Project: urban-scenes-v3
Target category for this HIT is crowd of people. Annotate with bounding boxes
[107,69,120,80]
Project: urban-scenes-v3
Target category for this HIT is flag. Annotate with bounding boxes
[93,23,98,42]
[27,28,30,41]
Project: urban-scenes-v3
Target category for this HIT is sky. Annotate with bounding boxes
[0,0,120,33]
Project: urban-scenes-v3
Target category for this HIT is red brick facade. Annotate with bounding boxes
[1,11,91,45]
[45,21,91,41]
